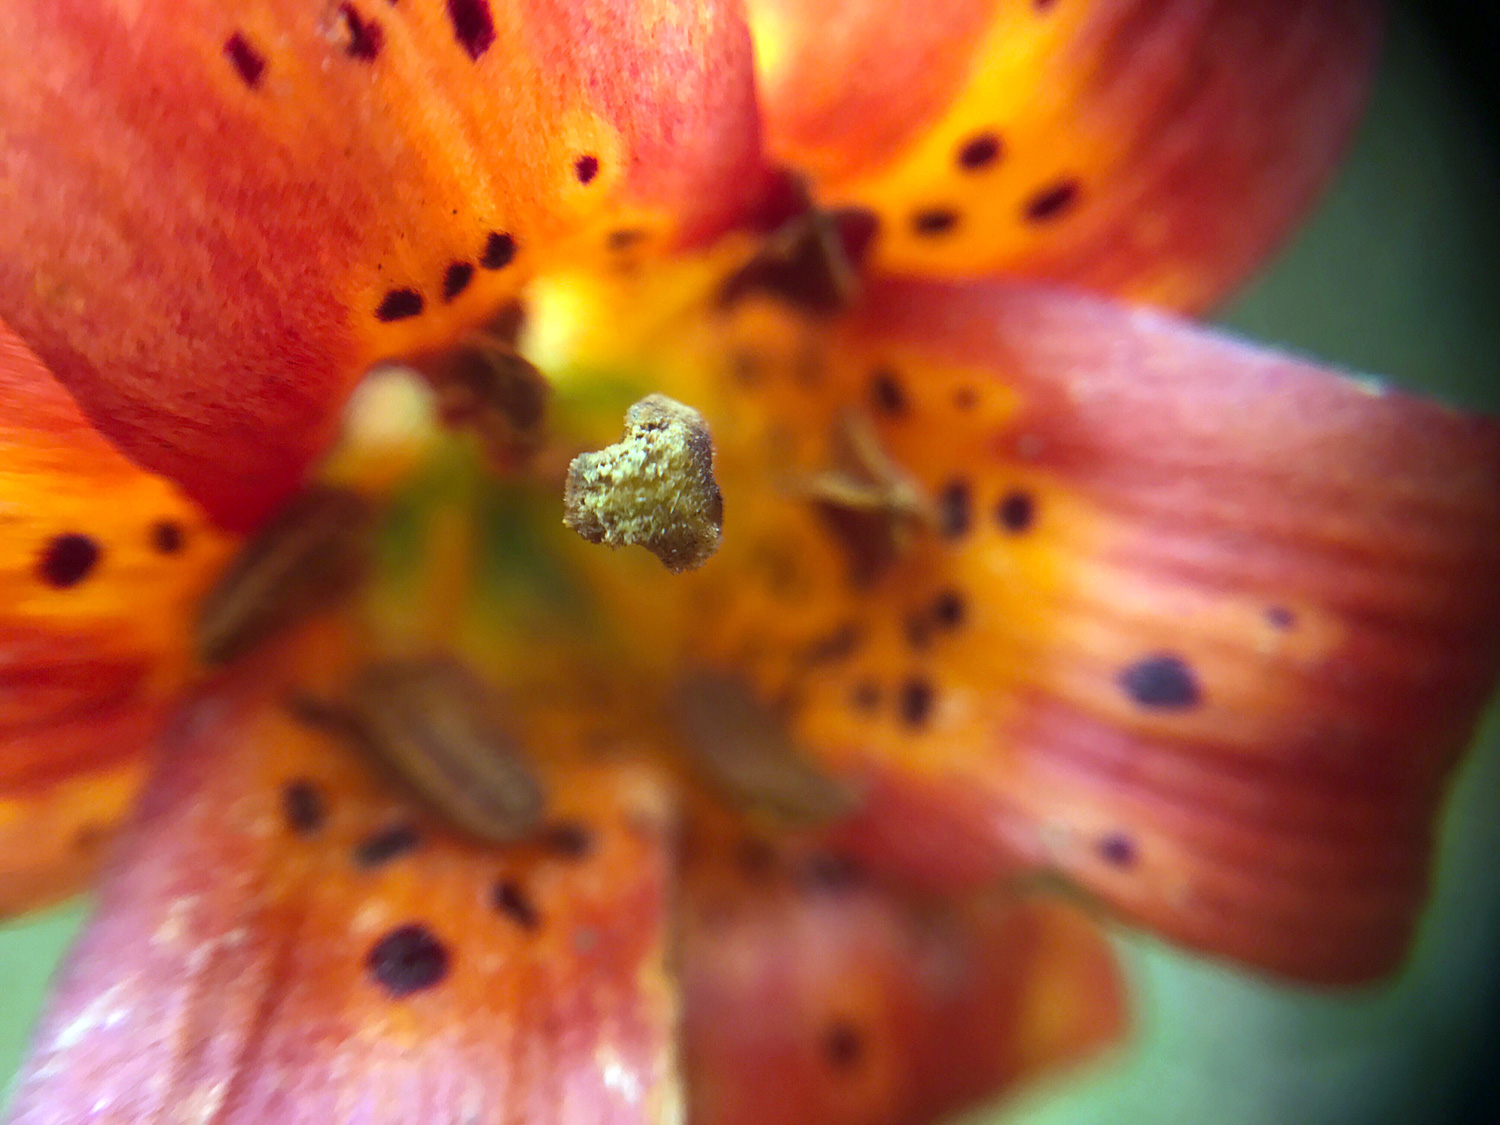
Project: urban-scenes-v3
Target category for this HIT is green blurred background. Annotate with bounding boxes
[3,4,1497,1121]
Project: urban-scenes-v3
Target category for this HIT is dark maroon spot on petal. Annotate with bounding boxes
[224,33,266,88]
[937,480,972,538]
[574,154,600,184]
[932,589,966,629]
[898,677,934,728]
[608,228,647,251]
[823,1020,866,1071]
[1098,832,1137,867]
[367,924,449,997]
[868,367,908,415]
[282,779,327,836]
[1024,178,1081,222]
[544,821,594,860]
[354,824,421,868]
[1266,606,1296,629]
[1119,654,1201,710]
[442,261,475,302]
[957,131,1003,170]
[850,681,881,712]
[446,0,495,59]
[953,386,978,411]
[996,490,1036,533]
[911,208,959,236]
[336,4,384,59]
[801,850,862,892]
[150,520,185,554]
[481,231,516,270]
[37,533,100,588]
[1034,0,1059,10]
[492,879,541,930]
[375,288,423,321]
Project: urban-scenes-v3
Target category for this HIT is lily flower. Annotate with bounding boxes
[1,2,1497,1124]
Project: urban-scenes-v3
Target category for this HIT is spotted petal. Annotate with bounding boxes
[680,812,1124,1125]
[747,0,1379,310]
[0,0,765,529]
[5,620,681,1125]
[0,322,233,916]
[732,280,1500,984]
[550,274,1500,985]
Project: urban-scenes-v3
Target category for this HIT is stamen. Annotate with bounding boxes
[791,412,933,584]
[796,412,932,522]
[295,656,547,843]
[564,394,724,573]
[674,674,858,825]
[422,320,550,470]
[719,193,879,316]
[195,486,373,665]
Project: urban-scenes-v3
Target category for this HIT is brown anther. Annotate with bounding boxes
[791,412,933,584]
[674,674,858,825]
[196,486,373,666]
[799,412,932,517]
[295,656,547,843]
[421,306,549,469]
[719,176,878,316]
[564,394,724,573]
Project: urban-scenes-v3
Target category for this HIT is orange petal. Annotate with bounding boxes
[0,0,766,528]
[0,322,234,915]
[6,620,681,1124]
[680,814,1124,1125]
[748,0,1380,310]
[649,280,1500,984]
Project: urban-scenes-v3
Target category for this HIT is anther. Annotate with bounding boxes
[564,395,723,573]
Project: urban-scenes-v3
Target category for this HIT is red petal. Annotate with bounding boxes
[0,322,234,915]
[655,280,1500,983]
[680,815,1124,1125]
[0,0,765,529]
[7,621,681,1124]
[748,0,1380,310]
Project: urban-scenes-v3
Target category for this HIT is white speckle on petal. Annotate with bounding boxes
[152,896,196,947]
[597,1046,643,1105]
[48,982,130,1053]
